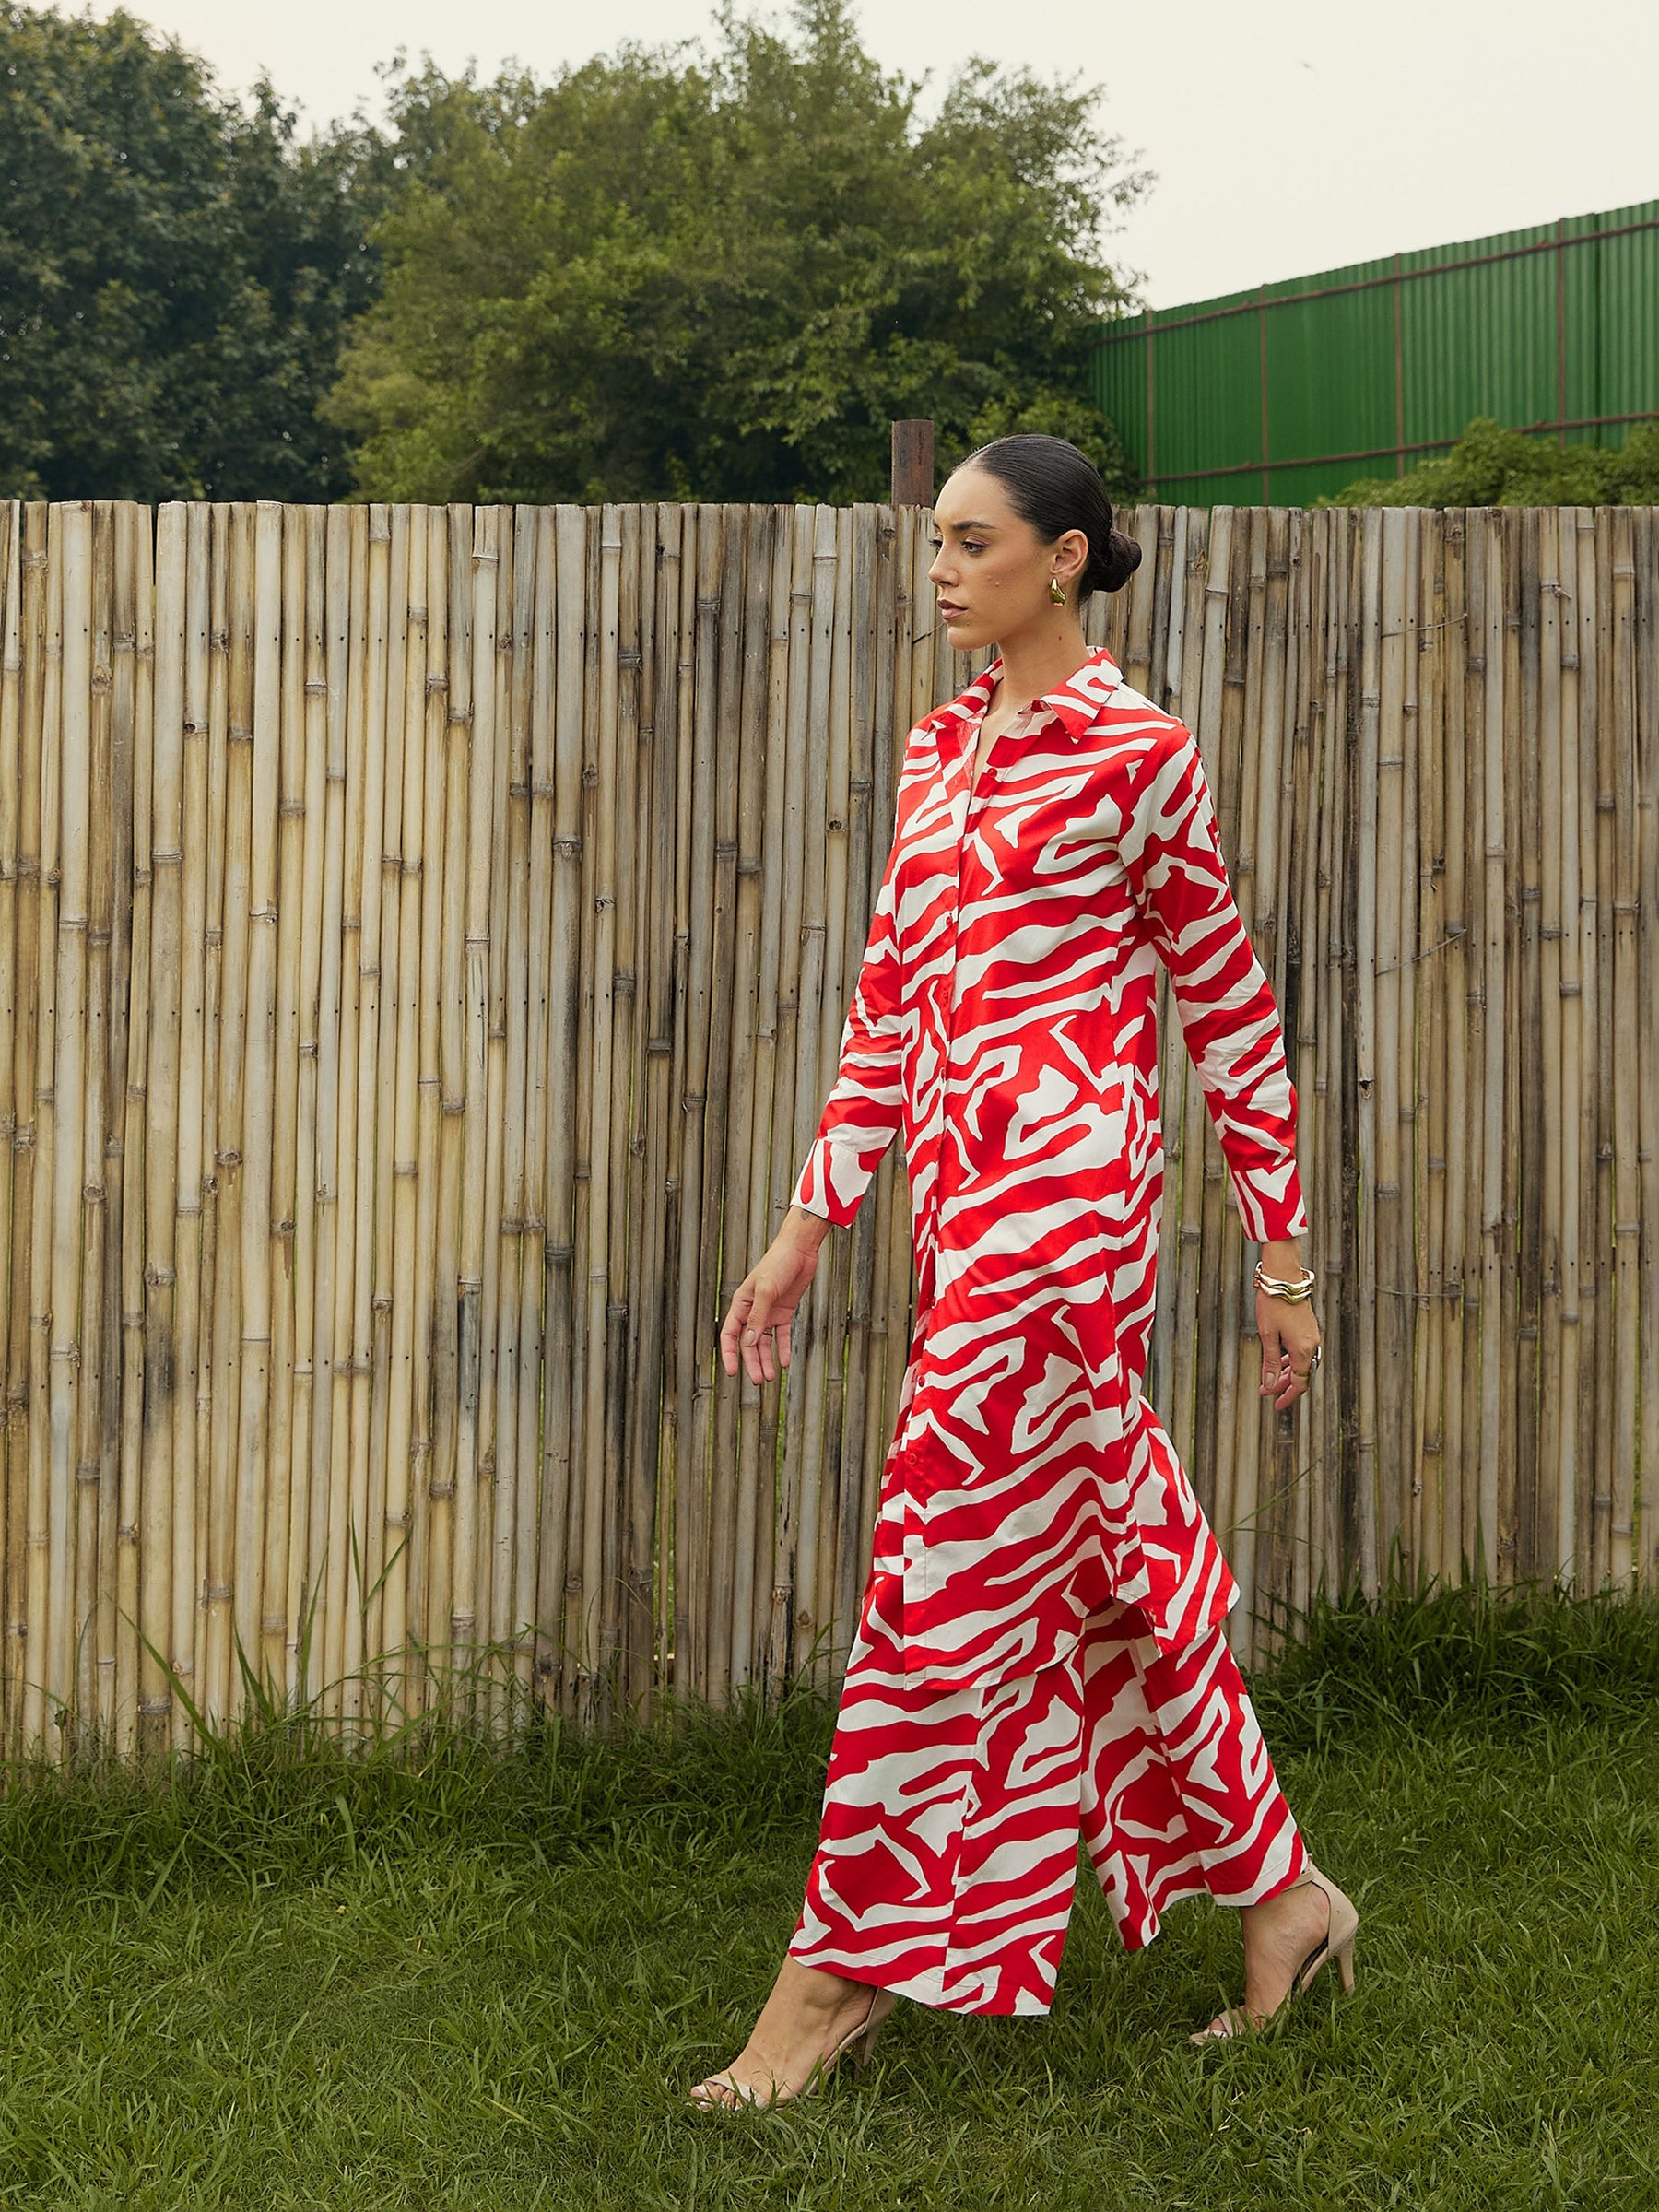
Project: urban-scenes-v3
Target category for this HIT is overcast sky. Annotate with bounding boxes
[69,0,1659,308]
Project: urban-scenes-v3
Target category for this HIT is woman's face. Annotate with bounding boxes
[927,465,1088,654]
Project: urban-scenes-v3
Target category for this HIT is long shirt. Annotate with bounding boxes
[791,643,1310,1690]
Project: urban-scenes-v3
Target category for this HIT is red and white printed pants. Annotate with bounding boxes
[788,1574,1308,2015]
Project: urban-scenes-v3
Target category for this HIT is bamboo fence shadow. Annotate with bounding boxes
[0,498,1653,1766]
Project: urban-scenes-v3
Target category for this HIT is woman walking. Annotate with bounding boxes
[692,434,1357,2110]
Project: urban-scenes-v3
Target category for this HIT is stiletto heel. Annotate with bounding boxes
[1190,1862,1359,2043]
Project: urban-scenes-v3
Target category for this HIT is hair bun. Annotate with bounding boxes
[1091,528,1142,595]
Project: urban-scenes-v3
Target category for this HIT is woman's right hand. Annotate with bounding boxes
[720,1207,831,1385]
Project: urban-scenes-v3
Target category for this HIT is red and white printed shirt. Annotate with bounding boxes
[792,644,1309,1688]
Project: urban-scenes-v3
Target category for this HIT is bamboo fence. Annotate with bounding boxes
[0,499,1654,1765]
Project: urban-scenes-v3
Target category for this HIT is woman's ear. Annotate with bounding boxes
[1058,527,1090,589]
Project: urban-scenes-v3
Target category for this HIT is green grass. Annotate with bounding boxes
[1,1585,1657,2209]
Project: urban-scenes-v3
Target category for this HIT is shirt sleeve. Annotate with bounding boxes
[789,831,908,1227]
[1120,717,1310,1244]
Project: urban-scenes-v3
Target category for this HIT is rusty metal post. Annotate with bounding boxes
[890,419,935,506]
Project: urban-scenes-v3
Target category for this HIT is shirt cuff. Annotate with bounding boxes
[790,1135,876,1228]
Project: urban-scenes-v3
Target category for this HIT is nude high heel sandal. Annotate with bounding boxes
[1190,1862,1359,2044]
[688,1987,896,2111]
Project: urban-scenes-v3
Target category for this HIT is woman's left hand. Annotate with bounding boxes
[1257,1292,1322,1412]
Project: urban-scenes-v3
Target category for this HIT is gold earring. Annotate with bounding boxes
[1049,574,1066,606]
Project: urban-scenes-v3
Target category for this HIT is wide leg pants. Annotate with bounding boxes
[787,1571,1308,2016]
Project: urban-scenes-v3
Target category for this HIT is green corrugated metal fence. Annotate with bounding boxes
[1092,198,1659,505]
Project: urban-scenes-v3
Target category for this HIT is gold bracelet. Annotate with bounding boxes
[1253,1261,1316,1302]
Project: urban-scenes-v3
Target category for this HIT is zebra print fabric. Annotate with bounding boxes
[791,645,1311,1690]
[787,1571,1308,2015]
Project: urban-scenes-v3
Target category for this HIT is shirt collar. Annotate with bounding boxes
[945,643,1124,743]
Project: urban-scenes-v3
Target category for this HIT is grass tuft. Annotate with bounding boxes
[1252,1574,1659,1751]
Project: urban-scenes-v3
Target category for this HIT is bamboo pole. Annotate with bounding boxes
[666,507,724,1700]
[596,506,644,1716]
[830,505,882,1674]
[363,507,409,1714]
[232,503,281,1715]
[187,509,231,1747]
[853,505,906,1634]
[1416,512,1449,1589]
[77,504,116,1743]
[1553,508,1583,1587]
[613,503,663,1710]
[426,509,468,1706]
[1287,508,1324,1620]
[718,506,771,1694]
[1590,511,1616,1589]
[1371,509,1406,1594]
[1571,510,1601,1586]
[1497,514,1524,1584]
[1468,509,1495,1583]
[1149,506,1189,1438]
[287,507,328,1704]
[1167,509,1212,1483]
[777,502,836,1686]
[25,504,61,1758]
[558,512,599,1716]
[477,512,514,1733]
[1513,511,1544,1582]
[47,502,90,1736]
[409,505,453,1719]
[306,507,350,1722]
[870,508,916,1684]
[690,506,749,1703]
[512,505,550,1715]
[1223,508,1269,1652]
[1607,507,1640,1588]
[267,504,306,1704]
[382,507,429,1723]
[202,506,254,1731]
[487,507,532,1732]
[164,505,208,1743]
[805,505,859,1677]
[340,507,390,1722]
[1536,509,1567,1586]
[0,501,25,1760]
[1632,507,1659,1594]
[1208,514,1249,1641]
[323,505,369,1731]
[1406,512,1433,1593]
[1438,512,1468,1585]
[567,503,618,1710]
[1486,512,1512,1593]
[636,505,682,1710]
[535,505,587,1711]
[134,506,184,1758]
[453,506,499,1710]
[112,508,153,1756]
[1325,512,1359,1596]
[789,505,842,1690]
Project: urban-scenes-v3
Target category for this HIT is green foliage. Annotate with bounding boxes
[1250,1576,1659,1752]
[0,4,393,500]
[328,0,1147,503]
[1322,415,1659,509]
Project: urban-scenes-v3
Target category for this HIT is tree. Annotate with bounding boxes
[0,4,391,500]
[1323,416,1659,509]
[328,0,1148,503]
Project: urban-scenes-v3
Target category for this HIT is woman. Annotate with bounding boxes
[692,434,1358,2110]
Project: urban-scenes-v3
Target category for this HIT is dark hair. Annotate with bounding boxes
[959,432,1142,597]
